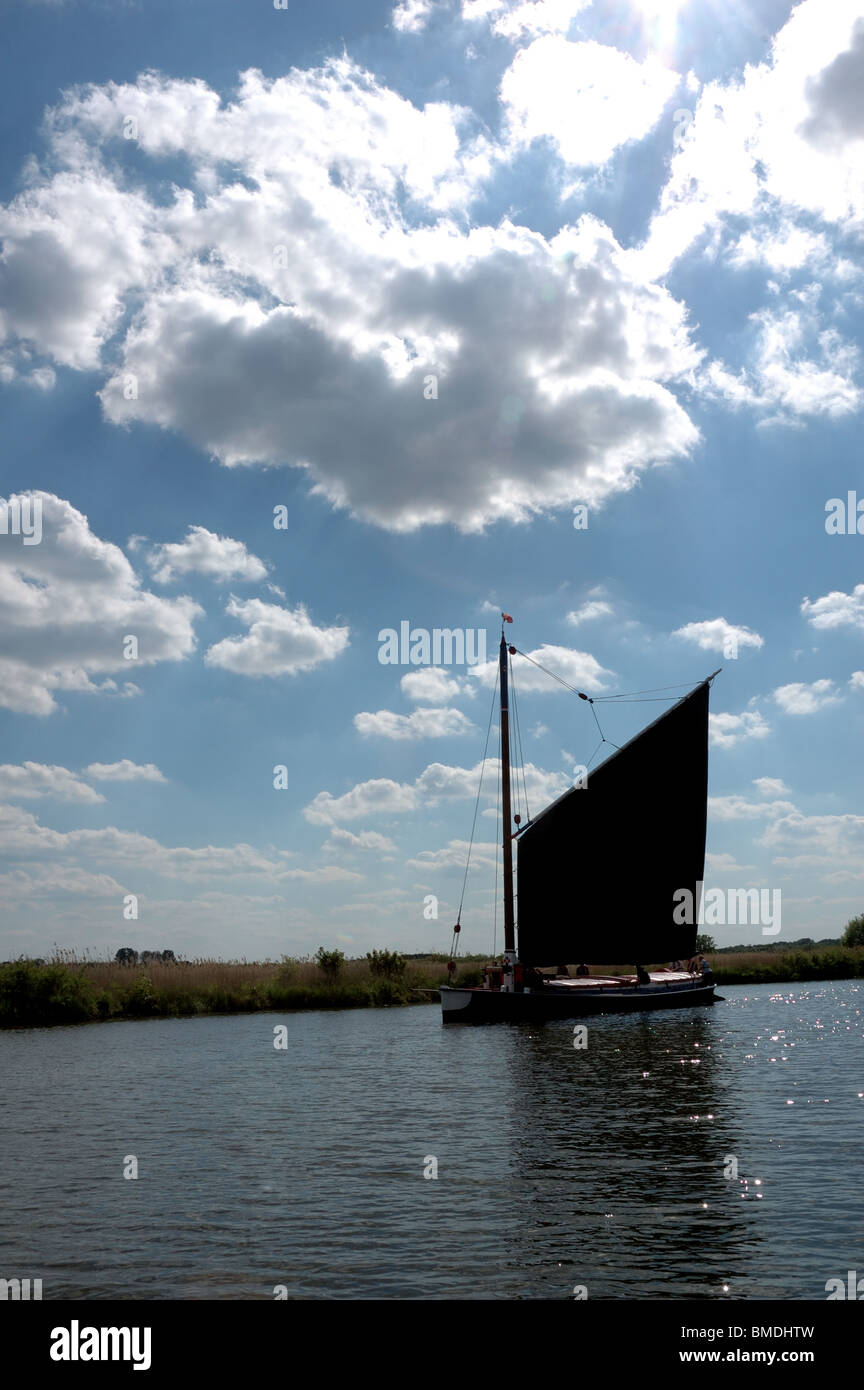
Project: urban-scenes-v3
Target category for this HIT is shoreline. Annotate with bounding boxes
[2,945,863,1028]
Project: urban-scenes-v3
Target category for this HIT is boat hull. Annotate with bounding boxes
[440,978,716,1022]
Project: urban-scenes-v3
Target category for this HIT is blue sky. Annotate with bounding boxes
[1,0,863,961]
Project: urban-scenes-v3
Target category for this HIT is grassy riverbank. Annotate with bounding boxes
[0,954,474,1027]
[2,944,862,1027]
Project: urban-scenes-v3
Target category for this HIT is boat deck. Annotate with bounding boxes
[546,970,697,989]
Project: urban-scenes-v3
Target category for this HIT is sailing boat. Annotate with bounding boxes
[440,617,720,1021]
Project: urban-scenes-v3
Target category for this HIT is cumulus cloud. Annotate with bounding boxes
[205,597,349,677]
[753,776,790,797]
[708,795,797,821]
[304,758,569,824]
[851,671,864,690]
[400,667,465,702]
[405,838,497,870]
[0,63,704,533]
[392,0,437,31]
[501,37,678,168]
[637,0,864,279]
[84,760,167,782]
[773,679,841,714]
[0,492,201,715]
[0,763,104,803]
[566,599,613,625]
[672,617,764,654]
[708,711,772,749]
[762,808,864,877]
[354,706,477,739]
[801,583,864,631]
[0,801,294,881]
[700,304,862,423]
[323,827,397,852]
[144,526,268,584]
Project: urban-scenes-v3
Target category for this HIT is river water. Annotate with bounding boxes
[1,980,862,1300]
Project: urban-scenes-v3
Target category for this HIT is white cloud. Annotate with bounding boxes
[470,642,614,692]
[753,776,790,797]
[145,526,267,584]
[485,0,591,40]
[709,795,797,821]
[637,1,864,279]
[500,37,678,169]
[0,492,201,716]
[85,760,167,783]
[0,763,104,804]
[708,711,772,749]
[392,0,437,32]
[0,801,302,882]
[801,583,864,631]
[566,599,613,624]
[400,667,465,703]
[701,305,862,423]
[672,617,764,654]
[0,65,704,533]
[323,827,396,852]
[763,808,864,876]
[304,758,569,825]
[204,597,349,677]
[704,851,756,875]
[405,838,497,870]
[354,706,477,740]
[773,679,841,714]
[727,223,832,276]
[851,671,864,690]
[0,864,126,899]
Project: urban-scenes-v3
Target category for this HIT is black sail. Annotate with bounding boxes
[516,681,710,966]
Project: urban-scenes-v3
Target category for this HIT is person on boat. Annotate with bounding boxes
[575,963,590,977]
[699,956,714,982]
[636,964,651,985]
[556,963,571,977]
[670,959,682,971]
[687,955,700,974]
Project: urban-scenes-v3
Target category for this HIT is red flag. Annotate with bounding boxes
[502,613,513,623]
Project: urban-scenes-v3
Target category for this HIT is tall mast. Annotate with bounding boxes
[499,623,516,957]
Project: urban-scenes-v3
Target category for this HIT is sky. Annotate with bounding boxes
[1,0,863,962]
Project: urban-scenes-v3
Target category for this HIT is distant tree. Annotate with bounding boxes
[315,947,345,978]
[695,934,716,954]
[115,947,138,966]
[842,915,864,948]
[160,950,176,963]
[366,949,406,979]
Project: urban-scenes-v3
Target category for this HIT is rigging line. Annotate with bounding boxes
[593,683,702,699]
[512,649,702,702]
[584,738,607,771]
[456,664,499,926]
[593,696,683,704]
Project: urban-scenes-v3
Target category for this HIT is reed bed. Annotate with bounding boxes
[0,952,469,1028]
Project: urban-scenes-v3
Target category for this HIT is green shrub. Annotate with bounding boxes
[0,960,101,1026]
[315,947,345,979]
[842,915,864,948]
[366,949,406,979]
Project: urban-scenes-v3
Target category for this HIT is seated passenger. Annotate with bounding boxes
[575,963,590,977]
[636,964,651,985]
